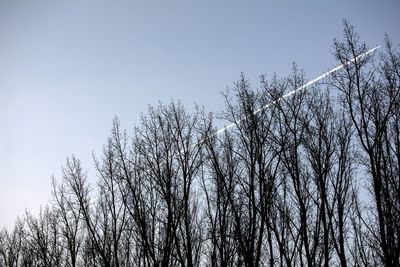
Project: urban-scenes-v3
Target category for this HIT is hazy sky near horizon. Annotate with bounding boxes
[1,1,399,230]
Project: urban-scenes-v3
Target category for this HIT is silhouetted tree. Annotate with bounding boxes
[23,206,64,267]
[51,174,83,267]
[118,102,206,267]
[331,20,400,266]
[0,221,24,267]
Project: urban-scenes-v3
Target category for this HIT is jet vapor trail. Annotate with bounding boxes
[212,45,380,137]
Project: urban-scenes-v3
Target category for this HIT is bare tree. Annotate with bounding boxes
[269,66,324,267]
[202,125,242,266]
[51,174,83,267]
[328,111,356,267]
[203,74,281,266]
[62,155,116,267]
[118,102,206,267]
[331,21,400,266]
[23,206,64,267]
[0,220,25,267]
[302,89,337,266]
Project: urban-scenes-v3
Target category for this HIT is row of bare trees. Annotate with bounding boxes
[1,23,399,266]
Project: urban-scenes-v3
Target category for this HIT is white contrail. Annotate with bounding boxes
[211,45,380,138]
[185,45,380,152]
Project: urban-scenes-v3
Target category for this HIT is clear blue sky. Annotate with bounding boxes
[1,1,399,229]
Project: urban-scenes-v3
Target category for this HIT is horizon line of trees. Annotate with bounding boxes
[1,22,399,267]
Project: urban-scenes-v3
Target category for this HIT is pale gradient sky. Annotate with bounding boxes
[1,1,399,230]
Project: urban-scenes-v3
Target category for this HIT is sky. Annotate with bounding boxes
[0,1,399,230]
